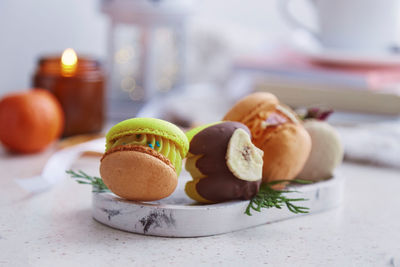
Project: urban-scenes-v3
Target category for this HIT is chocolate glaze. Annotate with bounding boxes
[189,122,261,202]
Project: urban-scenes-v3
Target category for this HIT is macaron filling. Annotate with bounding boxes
[101,144,175,171]
[105,118,189,156]
[108,133,182,174]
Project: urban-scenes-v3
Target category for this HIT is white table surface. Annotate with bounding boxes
[1,145,400,267]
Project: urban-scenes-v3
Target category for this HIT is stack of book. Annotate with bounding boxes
[234,52,400,115]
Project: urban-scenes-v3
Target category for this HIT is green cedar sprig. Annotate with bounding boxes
[66,170,109,193]
[245,179,312,216]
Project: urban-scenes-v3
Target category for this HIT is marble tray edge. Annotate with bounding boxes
[91,175,344,237]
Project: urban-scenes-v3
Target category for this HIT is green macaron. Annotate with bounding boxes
[105,117,189,174]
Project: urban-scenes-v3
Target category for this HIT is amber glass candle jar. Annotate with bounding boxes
[33,51,106,137]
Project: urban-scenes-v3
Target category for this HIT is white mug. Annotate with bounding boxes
[279,0,400,52]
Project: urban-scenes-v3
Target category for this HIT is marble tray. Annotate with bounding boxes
[92,171,344,237]
[13,136,344,237]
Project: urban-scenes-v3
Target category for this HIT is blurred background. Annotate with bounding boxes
[0,0,307,94]
[1,0,400,168]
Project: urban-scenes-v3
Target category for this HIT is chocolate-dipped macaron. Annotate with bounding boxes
[185,122,264,203]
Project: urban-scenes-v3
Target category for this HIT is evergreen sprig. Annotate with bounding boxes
[66,170,109,193]
[245,179,312,216]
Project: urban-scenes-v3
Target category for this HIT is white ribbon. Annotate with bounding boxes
[15,138,105,194]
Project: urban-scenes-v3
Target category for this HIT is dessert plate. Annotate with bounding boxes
[92,170,344,237]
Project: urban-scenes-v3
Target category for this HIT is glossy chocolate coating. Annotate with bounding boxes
[189,122,261,202]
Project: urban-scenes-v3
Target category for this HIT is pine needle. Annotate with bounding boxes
[66,170,109,193]
[245,179,312,216]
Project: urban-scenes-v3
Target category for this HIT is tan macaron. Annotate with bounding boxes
[223,92,312,184]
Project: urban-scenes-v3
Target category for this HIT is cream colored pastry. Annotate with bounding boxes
[297,120,343,181]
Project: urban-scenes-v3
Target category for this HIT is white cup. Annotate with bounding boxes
[279,0,400,52]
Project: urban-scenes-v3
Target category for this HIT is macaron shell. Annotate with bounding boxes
[100,150,178,201]
[105,118,189,157]
[259,123,311,184]
[110,133,183,175]
[223,92,279,123]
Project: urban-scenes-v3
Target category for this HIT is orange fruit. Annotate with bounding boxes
[0,89,64,153]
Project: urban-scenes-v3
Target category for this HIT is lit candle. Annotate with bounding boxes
[32,49,106,137]
[61,48,78,76]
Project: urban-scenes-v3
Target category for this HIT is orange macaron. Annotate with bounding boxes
[223,92,311,184]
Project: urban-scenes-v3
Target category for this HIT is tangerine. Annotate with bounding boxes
[0,89,64,153]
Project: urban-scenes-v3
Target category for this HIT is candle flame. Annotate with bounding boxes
[61,48,78,67]
[61,48,77,76]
